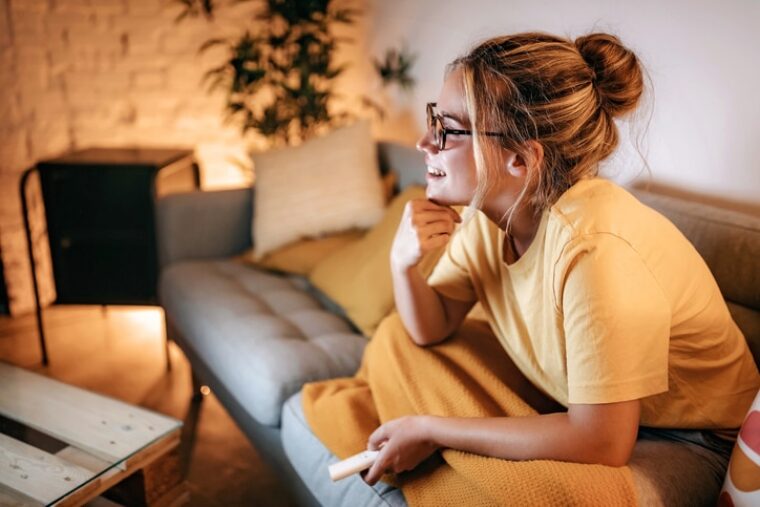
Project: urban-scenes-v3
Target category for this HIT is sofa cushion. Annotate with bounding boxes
[309,186,445,337]
[251,120,385,257]
[281,392,408,506]
[159,259,367,427]
[240,230,365,276]
[729,303,760,365]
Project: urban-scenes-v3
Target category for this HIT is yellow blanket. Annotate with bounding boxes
[303,314,637,506]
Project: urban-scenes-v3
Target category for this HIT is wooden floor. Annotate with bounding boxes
[0,305,294,507]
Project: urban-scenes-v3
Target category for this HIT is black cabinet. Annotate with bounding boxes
[35,147,199,305]
[21,147,200,364]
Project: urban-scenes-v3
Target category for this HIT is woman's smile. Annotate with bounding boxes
[426,166,446,178]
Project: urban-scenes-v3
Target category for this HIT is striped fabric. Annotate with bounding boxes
[252,121,386,258]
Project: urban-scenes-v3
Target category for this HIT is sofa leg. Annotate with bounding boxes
[191,370,205,403]
[162,314,174,372]
[164,334,173,372]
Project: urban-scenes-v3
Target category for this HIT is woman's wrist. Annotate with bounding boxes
[390,257,419,277]
[419,415,443,449]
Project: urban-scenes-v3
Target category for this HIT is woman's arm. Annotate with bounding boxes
[363,399,640,485]
[392,264,474,346]
[390,199,473,346]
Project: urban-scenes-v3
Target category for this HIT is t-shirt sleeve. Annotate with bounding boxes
[557,233,671,405]
[427,226,478,303]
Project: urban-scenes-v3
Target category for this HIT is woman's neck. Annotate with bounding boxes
[482,202,541,260]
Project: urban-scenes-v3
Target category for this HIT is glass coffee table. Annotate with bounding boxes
[0,362,185,506]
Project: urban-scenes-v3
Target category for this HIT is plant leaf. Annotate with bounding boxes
[198,37,228,54]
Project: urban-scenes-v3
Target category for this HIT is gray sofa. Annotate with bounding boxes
[156,142,760,506]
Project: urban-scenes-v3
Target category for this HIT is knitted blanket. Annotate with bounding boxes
[302,314,637,506]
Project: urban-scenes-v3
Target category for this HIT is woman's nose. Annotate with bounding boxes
[416,128,437,153]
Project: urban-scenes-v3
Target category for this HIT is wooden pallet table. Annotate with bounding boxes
[0,362,186,506]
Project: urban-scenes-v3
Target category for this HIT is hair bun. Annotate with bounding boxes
[575,33,643,117]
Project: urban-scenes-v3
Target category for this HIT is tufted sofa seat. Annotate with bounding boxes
[160,260,367,427]
[156,142,424,506]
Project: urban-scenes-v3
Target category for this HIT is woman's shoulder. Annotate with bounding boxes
[547,177,673,241]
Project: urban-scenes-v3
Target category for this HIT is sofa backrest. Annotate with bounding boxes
[377,142,760,364]
[632,189,760,364]
[378,141,428,189]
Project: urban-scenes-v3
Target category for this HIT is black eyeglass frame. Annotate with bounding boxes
[426,102,503,150]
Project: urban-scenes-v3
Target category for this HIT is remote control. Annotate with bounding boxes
[328,450,380,481]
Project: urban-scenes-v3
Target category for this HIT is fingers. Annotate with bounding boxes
[366,426,390,485]
[411,211,459,229]
[418,221,455,240]
[415,223,455,255]
[408,209,458,249]
[446,207,462,223]
[367,426,387,451]
[424,233,452,250]
[393,199,459,269]
[407,199,462,224]
[363,447,389,486]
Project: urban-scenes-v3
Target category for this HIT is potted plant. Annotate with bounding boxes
[175,0,416,150]
[175,0,360,147]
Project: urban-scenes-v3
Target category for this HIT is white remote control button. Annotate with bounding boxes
[328,450,381,481]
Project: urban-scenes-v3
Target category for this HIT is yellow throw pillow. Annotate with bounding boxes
[309,186,445,337]
[240,230,365,276]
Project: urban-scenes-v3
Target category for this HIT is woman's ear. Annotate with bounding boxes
[505,141,544,178]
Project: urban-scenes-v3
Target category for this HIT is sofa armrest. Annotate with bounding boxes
[155,187,253,269]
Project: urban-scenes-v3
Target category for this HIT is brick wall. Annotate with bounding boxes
[0,0,372,315]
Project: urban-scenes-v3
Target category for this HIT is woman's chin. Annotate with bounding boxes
[425,186,465,207]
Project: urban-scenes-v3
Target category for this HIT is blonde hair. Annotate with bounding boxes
[450,32,645,227]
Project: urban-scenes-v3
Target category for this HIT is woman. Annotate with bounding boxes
[289,32,760,506]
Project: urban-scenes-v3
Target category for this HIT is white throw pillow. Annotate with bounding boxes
[251,120,385,258]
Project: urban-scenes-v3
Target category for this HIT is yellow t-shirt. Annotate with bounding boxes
[428,178,760,430]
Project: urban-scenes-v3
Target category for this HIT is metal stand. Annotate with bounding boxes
[19,166,49,366]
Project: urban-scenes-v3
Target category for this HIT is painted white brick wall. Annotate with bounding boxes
[0,0,372,315]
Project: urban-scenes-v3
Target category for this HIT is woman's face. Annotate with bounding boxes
[416,68,479,207]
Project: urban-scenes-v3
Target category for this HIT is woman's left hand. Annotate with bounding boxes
[363,415,440,486]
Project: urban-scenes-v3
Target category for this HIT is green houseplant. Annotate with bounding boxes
[175,0,416,148]
[175,0,360,146]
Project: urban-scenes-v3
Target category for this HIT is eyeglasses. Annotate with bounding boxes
[426,102,503,150]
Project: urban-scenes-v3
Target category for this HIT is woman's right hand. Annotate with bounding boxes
[391,199,461,272]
